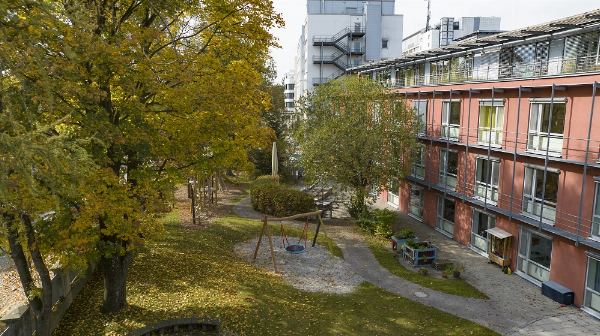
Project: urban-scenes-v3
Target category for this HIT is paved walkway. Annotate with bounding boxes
[233,196,600,335]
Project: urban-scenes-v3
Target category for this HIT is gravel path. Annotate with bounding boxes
[234,236,363,294]
[233,194,600,335]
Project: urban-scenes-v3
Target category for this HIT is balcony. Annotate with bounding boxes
[384,55,600,89]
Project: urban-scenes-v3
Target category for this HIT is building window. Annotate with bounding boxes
[478,102,504,146]
[439,149,458,190]
[584,255,600,316]
[285,84,295,90]
[285,93,294,99]
[474,157,500,203]
[437,196,455,236]
[409,185,424,220]
[527,102,566,155]
[522,166,559,222]
[413,100,427,135]
[285,102,294,108]
[441,101,461,140]
[382,39,388,49]
[517,228,552,284]
[411,144,426,179]
[592,182,600,238]
[471,210,495,255]
[387,179,399,207]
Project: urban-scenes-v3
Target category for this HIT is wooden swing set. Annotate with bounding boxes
[252,209,334,273]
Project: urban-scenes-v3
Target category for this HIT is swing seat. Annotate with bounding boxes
[284,244,306,254]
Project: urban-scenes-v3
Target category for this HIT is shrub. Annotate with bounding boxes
[250,177,314,217]
[271,188,315,217]
[372,209,396,238]
[251,175,280,188]
[357,210,377,234]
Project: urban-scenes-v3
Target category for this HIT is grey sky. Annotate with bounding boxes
[270,0,600,82]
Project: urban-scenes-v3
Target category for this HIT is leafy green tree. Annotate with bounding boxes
[295,76,422,217]
[0,0,282,321]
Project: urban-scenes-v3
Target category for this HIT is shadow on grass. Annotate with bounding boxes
[54,210,497,336]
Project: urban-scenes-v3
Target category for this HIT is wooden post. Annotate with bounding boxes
[214,172,218,205]
[265,216,278,273]
[191,186,196,225]
[253,215,267,261]
[315,208,334,260]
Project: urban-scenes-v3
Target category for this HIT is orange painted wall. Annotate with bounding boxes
[550,236,589,307]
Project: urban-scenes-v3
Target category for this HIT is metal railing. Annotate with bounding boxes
[313,26,366,45]
[379,55,600,88]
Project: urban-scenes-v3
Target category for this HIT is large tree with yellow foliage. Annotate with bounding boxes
[0,0,281,331]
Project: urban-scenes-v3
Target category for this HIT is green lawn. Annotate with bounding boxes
[363,234,489,299]
[54,211,497,335]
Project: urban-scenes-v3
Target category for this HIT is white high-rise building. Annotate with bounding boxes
[294,0,403,100]
[282,71,298,127]
[402,16,502,56]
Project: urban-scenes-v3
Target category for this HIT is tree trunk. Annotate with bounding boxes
[101,249,133,313]
[22,214,53,336]
[2,209,53,336]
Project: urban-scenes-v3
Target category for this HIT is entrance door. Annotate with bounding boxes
[471,210,495,256]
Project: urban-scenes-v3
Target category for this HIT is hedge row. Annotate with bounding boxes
[250,178,314,217]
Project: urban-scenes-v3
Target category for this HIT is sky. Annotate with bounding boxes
[269,0,600,82]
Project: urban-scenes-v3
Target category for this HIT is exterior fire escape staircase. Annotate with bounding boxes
[312,26,366,84]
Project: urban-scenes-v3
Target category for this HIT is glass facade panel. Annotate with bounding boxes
[411,144,426,179]
[471,210,495,254]
[439,149,458,189]
[517,229,552,283]
[585,257,600,313]
[442,102,461,140]
[475,158,500,203]
[522,167,559,222]
[413,100,427,135]
[437,196,455,236]
[527,103,566,154]
[593,183,600,237]
[478,105,504,146]
[409,185,423,220]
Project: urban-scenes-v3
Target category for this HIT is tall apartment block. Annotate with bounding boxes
[351,9,600,316]
[294,0,403,99]
[282,71,298,127]
[402,16,503,56]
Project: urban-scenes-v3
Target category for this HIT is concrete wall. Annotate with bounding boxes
[0,264,96,336]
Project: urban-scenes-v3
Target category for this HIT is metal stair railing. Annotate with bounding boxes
[312,26,365,45]
[312,50,345,63]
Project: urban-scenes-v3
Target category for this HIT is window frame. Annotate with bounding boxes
[409,184,424,221]
[471,208,496,256]
[583,253,600,318]
[521,165,560,224]
[517,227,553,286]
[436,195,455,237]
[477,100,505,147]
[439,148,458,190]
[592,179,600,238]
[527,100,566,156]
[441,100,461,140]
[413,100,428,136]
[411,143,426,179]
[474,155,500,204]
